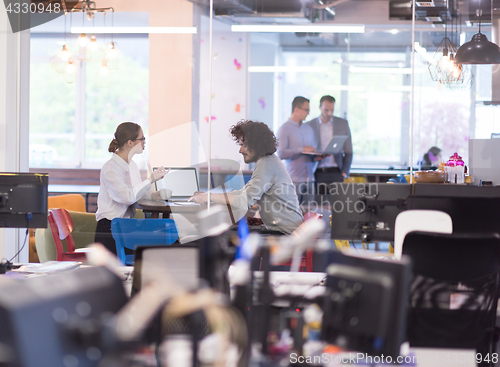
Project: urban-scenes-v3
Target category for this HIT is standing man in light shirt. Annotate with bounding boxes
[277,96,317,203]
[306,95,353,195]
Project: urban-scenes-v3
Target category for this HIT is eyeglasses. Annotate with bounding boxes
[298,107,310,113]
[135,137,146,142]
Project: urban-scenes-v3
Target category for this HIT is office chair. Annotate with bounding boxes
[30,194,86,262]
[271,212,322,272]
[403,231,500,364]
[111,218,179,265]
[393,209,453,259]
[47,209,87,262]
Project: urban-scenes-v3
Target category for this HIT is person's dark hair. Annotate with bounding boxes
[291,96,309,113]
[108,122,141,153]
[320,95,336,105]
[423,146,441,166]
[229,120,278,158]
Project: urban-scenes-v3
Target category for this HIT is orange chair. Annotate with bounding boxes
[29,194,86,262]
[47,208,87,262]
[48,194,86,213]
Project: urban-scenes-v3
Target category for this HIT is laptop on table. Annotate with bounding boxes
[302,135,348,156]
[154,167,199,202]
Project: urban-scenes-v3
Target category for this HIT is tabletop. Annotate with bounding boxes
[136,199,207,218]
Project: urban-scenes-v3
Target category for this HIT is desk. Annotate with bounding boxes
[136,199,207,218]
[48,184,100,212]
[350,168,409,183]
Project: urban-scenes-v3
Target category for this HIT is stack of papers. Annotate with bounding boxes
[13,261,81,274]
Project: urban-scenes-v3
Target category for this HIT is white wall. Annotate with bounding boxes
[0,4,30,262]
[249,33,280,131]
[198,16,250,170]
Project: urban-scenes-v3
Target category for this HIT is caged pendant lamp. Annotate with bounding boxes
[455,0,500,64]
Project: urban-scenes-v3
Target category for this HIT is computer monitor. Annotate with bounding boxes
[132,245,200,295]
[407,195,500,235]
[0,266,127,367]
[131,245,202,343]
[330,183,412,242]
[321,251,411,360]
[0,173,48,228]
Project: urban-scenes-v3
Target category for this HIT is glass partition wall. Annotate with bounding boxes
[28,1,500,175]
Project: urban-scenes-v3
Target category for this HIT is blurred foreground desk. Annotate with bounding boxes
[331,348,476,367]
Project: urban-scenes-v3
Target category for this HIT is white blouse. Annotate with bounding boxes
[96,153,152,221]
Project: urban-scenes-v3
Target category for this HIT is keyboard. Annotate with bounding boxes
[230,224,285,235]
[168,198,190,202]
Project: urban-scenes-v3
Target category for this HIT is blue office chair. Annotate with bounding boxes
[111,218,179,265]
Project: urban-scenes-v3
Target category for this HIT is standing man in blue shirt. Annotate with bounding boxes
[277,96,317,203]
[306,95,353,195]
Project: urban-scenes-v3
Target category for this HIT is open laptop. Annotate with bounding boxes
[302,135,348,155]
[154,167,199,202]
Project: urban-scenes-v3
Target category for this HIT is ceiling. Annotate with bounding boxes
[184,0,496,50]
[185,0,496,25]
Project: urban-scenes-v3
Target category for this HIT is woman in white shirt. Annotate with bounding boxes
[94,122,168,255]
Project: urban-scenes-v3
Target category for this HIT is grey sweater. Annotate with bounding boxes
[231,154,304,234]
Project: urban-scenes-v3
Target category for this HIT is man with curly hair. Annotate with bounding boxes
[190,120,304,234]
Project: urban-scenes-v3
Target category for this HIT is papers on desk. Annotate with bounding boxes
[13,261,81,274]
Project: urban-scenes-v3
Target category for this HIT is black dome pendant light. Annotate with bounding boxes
[455,0,500,64]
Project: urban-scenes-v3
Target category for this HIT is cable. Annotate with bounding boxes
[8,214,32,263]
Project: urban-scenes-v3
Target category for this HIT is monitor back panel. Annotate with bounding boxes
[407,196,500,235]
[330,183,412,242]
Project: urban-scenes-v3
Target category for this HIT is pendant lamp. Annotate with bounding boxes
[455,0,500,64]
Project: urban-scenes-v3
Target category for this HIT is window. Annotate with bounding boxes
[280,50,408,166]
[30,36,78,167]
[30,23,149,168]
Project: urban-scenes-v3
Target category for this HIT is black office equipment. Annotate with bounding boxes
[407,196,500,235]
[321,251,411,360]
[132,245,204,345]
[132,245,200,296]
[0,266,127,367]
[413,183,500,197]
[330,183,412,242]
[0,173,48,228]
[403,232,500,363]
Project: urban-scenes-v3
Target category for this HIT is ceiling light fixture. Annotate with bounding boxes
[231,24,365,33]
[428,17,472,87]
[455,0,500,64]
[51,13,73,74]
[53,1,119,84]
[77,33,89,48]
[63,57,79,84]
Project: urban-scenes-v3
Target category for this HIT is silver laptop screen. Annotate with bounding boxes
[155,168,199,198]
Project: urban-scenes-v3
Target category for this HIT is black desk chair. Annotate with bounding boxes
[403,231,500,365]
